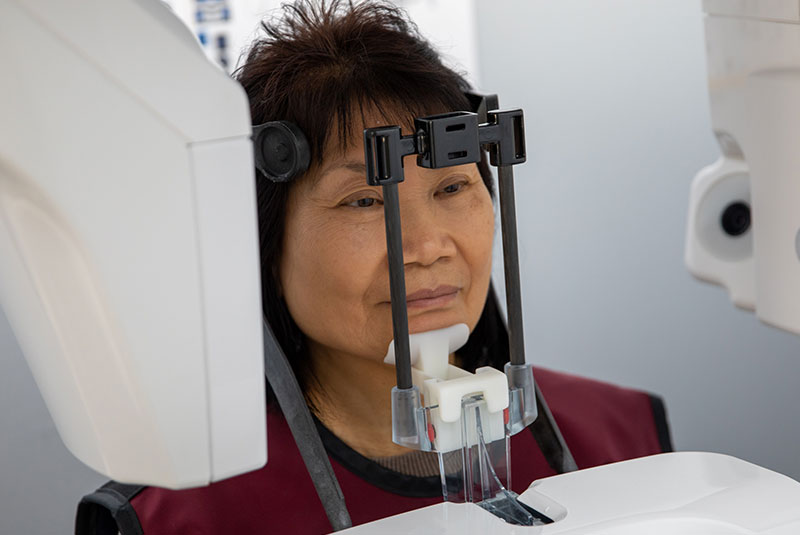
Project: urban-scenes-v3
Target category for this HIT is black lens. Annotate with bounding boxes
[721,201,751,237]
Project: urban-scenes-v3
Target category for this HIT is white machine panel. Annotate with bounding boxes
[703,0,800,22]
[0,0,266,488]
[687,2,800,334]
[343,452,800,534]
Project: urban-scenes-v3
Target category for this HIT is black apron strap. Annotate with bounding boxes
[648,393,674,453]
[75,481,146,535]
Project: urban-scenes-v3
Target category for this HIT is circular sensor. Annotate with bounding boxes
[695,171,751,261]
[720,201,751,237]
[252,121,310,182]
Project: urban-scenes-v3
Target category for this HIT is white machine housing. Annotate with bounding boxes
[0,0,266,489]
[686,0,800,334]
[341,452,800,534]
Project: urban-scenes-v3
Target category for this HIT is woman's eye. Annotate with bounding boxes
[343,196,382,208]
[437,181,468,196]
[443,183,461,194]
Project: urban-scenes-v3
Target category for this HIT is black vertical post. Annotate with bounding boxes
[383,183,413,390]
[497,165,526,366]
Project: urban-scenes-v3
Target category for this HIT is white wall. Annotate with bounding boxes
[476,0,800,480]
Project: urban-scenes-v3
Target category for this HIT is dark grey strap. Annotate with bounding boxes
[75,482,145,535]
[530,383,579,473]
[262,318,352,531]
[649,393,674,453]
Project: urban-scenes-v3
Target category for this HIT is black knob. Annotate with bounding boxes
[252,121,310,183]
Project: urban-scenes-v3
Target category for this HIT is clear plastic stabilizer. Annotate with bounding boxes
[386,327,550,526]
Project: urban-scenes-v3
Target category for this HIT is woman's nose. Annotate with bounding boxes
[399,199,457,268]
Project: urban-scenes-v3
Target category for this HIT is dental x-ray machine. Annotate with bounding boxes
[2,0,800,533]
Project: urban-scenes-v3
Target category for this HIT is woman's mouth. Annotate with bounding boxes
[405,285,460,309]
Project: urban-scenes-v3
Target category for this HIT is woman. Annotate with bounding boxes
[77,2,671,533]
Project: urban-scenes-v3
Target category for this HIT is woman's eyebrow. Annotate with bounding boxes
[313,160,367,190]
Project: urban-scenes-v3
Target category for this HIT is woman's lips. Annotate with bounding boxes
[405,285,460,309]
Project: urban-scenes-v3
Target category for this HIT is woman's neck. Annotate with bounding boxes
[307,342,410,457]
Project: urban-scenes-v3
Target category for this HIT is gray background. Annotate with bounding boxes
[2,1,800,533]
[478,0,800,480]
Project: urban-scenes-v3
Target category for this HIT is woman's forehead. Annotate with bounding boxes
[306,101,460,189]
[324,98,440,154]
[316,155,366,185]
[309,111,405,181]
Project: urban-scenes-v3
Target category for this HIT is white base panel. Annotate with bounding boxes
[341,452,800,534]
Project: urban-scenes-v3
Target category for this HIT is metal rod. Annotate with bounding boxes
[497,164,526,366]
[383,182,413,390]
[262,318,352,530]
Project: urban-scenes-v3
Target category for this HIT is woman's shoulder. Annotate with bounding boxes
[532,366,673,467]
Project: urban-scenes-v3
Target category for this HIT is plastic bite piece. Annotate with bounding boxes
[383,323,469,378]
[384,324,509,453]
[384,326,551,525]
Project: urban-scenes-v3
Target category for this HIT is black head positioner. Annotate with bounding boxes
[363,92,578,473]
[363,96,527,390]
[252,121,311,182]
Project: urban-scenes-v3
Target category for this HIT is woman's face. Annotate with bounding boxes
[279,117,495,363]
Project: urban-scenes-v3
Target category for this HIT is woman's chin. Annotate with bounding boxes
[407,309,470,335]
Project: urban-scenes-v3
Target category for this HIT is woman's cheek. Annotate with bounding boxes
[311,217,387,322]
[321,218,383,280]
[463,189,495,257]
[465,192,496,316]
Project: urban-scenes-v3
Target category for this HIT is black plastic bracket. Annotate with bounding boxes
[363,127,417,186]
[363,107,526,184]
[465,91,499,124]
[481,110,526,167]
[414,111,480,168]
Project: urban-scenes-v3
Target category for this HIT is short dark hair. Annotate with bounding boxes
[234,0,508,399]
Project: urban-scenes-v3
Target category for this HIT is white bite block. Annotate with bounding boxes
[425,367,508,423]
[385,324,509,452]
